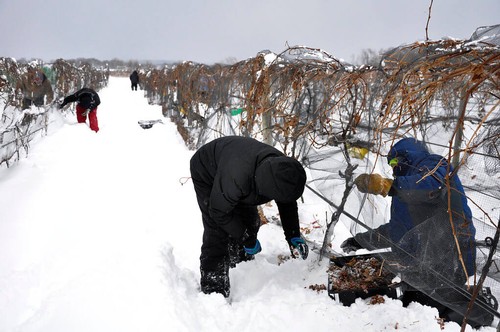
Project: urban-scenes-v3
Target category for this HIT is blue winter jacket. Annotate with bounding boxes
[356,137,476,278]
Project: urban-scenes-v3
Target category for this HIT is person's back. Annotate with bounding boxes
[74,88,100,108]
[129,70,139,90]
[130,70,139,82]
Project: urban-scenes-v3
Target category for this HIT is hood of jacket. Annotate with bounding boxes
[255,156,306,203]
[387,138,430,176]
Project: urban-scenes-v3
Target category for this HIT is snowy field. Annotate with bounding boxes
[0,77,494,331]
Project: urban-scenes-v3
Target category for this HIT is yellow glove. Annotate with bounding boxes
[354,173,393,197]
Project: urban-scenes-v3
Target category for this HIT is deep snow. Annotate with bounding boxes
[0,77,494,332]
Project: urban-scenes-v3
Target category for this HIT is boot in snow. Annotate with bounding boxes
[200,261,230,297]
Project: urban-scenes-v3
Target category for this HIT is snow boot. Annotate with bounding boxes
[200,261,230,297]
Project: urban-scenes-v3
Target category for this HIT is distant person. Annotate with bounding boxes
[15,68,54,110]
[59,88,101,132]
[129,70,139,91]
[190,136,309,297]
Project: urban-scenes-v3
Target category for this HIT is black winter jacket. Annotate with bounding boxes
[190,136,306,242]
[130,71,139,84]
[61,88,100,110]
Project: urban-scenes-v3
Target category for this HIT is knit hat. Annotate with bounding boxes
[255,156,306,202]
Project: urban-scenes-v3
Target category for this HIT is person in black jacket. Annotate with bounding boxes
[190,136,308,297]
[129,70,139,91]
[59,88,101,132]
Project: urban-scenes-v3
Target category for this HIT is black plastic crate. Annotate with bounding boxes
[327,253,403,306]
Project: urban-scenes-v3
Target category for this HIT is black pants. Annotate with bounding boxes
[199,205,260,272]
[191,171,260,296]
[191,172,260,272]
[197,205,260,296]
[131,83,138,90]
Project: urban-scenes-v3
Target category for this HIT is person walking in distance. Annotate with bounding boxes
[129,70,139,91]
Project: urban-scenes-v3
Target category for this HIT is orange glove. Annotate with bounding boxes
[354,173,393,197]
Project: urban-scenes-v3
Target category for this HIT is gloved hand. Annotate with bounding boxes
[243,239,262,255]
[289,236,309,259]
[58,102,66,109]
[354,173,393,197]
[340,237,363,253]
[240,228,261,256]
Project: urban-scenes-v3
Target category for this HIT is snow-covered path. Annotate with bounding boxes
[0,77,488,332]
[0,77,200,331]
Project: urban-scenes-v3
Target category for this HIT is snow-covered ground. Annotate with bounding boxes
[0,77,493,331]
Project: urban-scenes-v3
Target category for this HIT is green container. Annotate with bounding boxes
[230,108,245,116]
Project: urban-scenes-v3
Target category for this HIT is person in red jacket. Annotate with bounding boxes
[59,88,101,132]
[190,136,308,297]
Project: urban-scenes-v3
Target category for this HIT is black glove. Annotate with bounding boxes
[288,236,309,259]
[340,237,363,253]
[58,102,66,109]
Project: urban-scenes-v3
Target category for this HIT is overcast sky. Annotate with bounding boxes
[1,0,498,64]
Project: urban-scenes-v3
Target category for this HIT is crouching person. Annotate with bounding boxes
[190,136,309,297]
[341,137,493,327]
[59,88,101,132]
